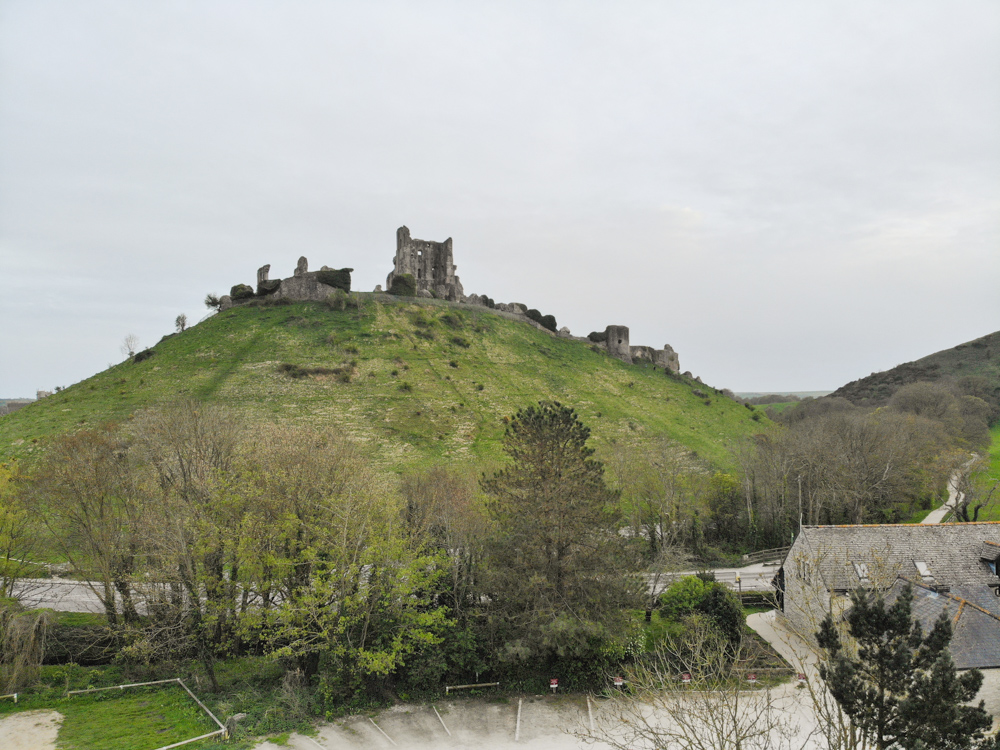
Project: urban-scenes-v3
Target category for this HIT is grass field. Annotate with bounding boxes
[0,658,315,750]
[969,423,1000,522]
[0,296,770,471]
[0,683,219,750]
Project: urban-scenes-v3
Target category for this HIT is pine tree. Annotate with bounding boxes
[817,583,995,750]
[481,401,641,661]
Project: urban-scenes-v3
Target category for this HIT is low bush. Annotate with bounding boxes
[450,336,470,349]
[440,313,462,329]
[230,283,255,301]
[525,309,558,332]
[44,615,118,666]
[323,289,351,311]
[388,273,417,297]
[587,331,608,343]
[133,349,155,364]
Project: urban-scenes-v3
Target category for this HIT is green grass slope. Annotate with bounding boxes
[829,330,1000,407]
[0,296,768,470]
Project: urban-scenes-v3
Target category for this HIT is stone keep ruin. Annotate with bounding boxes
[217,226,679,373]
[386,226,464,301]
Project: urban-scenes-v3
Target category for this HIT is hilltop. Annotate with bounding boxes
[829,330,1000,408]
[0,295,767,470]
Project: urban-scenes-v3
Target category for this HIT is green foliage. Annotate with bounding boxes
[525,308,558,332]
[482,402,642,667]
[588,331,608,343]
[658,575,744,645]
[659,576,713,619]
[817,584,994,750]
[315,268,352,293]
[388,273,417,297]
[230,284,254,301]
[133,349,155,364]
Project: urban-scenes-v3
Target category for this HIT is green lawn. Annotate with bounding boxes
[0,684,219,750]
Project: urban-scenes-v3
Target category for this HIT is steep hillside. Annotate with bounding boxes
[0,296,768,469]
[830,330,1000,408]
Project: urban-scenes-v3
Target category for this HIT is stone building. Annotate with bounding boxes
[777,522,1000,668]
[386,226,464,301]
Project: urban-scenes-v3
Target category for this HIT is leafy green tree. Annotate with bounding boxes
[481,401,641,666]
[817,583,995,750]
[232,424,450,698]
[658,575,743,646]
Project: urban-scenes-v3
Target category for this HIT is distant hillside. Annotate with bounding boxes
[734,391,832,400]
[0,296,768,470]
[830,330,1000,407]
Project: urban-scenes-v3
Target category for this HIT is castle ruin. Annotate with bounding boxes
[216,225,679,373]
[386,226,464,301]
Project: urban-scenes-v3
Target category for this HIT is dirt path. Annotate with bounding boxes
[0,710,62,750]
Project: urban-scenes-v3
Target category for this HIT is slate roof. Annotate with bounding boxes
[790,522,1000,592]
[887,578,1000,669]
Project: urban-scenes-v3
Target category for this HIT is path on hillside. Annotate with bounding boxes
[922,461,976,524]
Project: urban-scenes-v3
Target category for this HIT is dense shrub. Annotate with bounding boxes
[451,336,470,349]
[525,309,558,332]
[439,313,462,329]
[44,619,118,665]
[230,283,255,301]
[587,331,608,343]
[133,349,155,364]
[316,268,353,293]
[658,575,744,645]
[388,273,417,297]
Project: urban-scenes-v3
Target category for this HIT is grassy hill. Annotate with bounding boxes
[0,295,768,471]
[829,330,1000,408]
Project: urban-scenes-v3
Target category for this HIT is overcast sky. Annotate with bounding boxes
[2,1,998,398]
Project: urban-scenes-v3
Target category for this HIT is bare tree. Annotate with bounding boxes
[0,462,39,599]
[31,426,146,625]
[580,616,804,750]
[175,313,187,332]
[0,601,51,693]
[401,466,487,621]
[121,333,139,359]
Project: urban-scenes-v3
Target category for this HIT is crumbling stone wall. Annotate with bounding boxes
[219,258,352,309]
[386,226,464,301]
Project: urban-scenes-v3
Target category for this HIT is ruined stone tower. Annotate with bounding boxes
[605,325,631,364]
[386,226,464,301]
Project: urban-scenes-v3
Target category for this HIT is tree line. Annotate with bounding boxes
[4,401,643,704]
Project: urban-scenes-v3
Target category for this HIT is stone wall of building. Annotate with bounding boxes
[387,226,464,301]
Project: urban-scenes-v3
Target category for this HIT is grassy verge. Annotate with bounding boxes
[970,423,1000,522]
